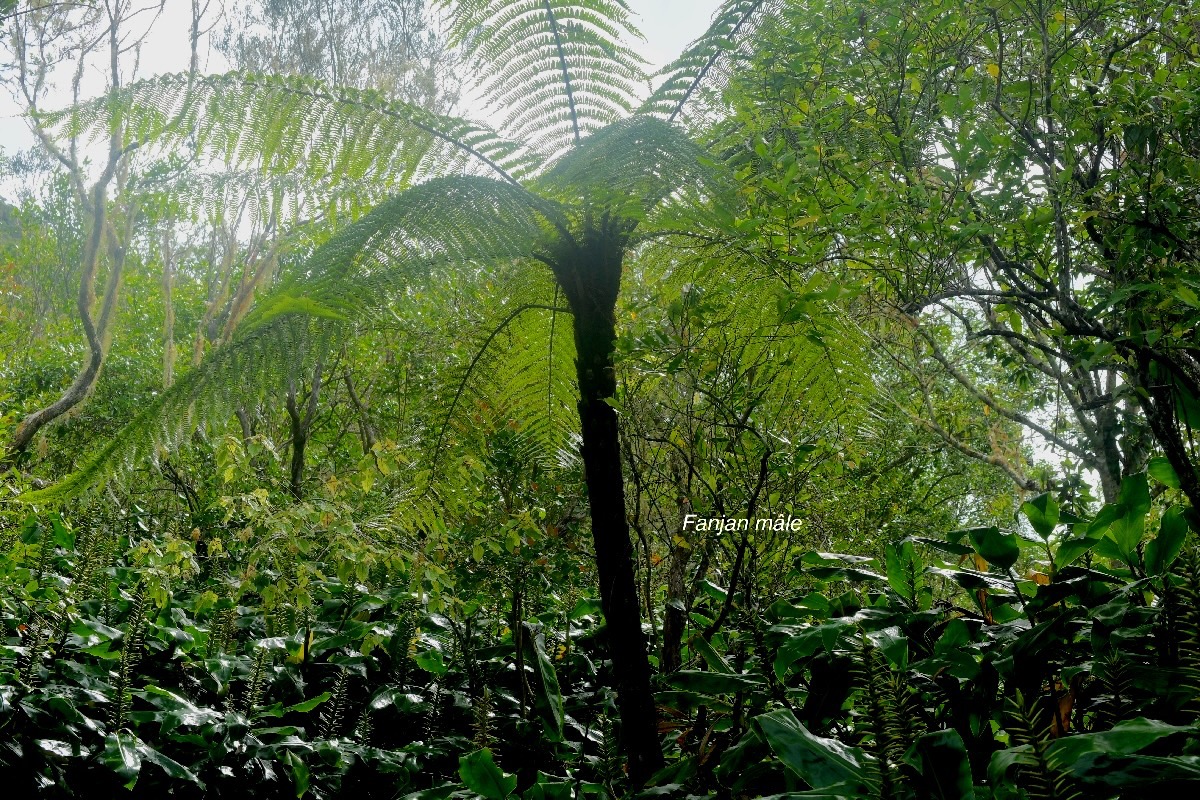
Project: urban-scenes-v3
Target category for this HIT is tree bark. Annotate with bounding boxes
[6,194,128,458]
[570,296,664,786]
[1135,353,1200,511]
[161,228,177,388]
[286,355,325,499]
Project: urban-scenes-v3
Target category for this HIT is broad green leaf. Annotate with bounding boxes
[1055,532,1104,570]
[865,626,907,670]
[138,744,204,788]
[911,537,975,557]
[968,527,1019,570]
[414,648,447,675]
[904,729,975,800]
[1021,493,1059,538]
[458,749,516,800]
[1147,457,1181,489]
[689,634,733,674]
[102,732,143,789]
[1118,472,1151,517]
[286,691,333,714]
[754,709,874,791]
[1145,506,1188,575]
[773,619,856,678]
[1047,717,1198,769]
[521,625,564,741]
[885,540,918,603]
[806,566,886,583]
[666,670,766,695]
[285,750,310,797]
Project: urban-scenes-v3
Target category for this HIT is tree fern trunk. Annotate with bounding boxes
[571,299,664,786]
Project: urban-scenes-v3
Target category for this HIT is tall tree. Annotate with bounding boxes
[3,0,167,459]
[726,0,1200,507]
[25,0,792,783]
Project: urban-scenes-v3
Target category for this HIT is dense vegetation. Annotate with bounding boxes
[2,0,1199,797]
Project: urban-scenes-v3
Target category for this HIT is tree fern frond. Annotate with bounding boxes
[21,176,556,502]
[150,168,396,230]
[440,0,646,156]
[426,261,579,470]
[641,0,783,126]
[43,72,541,187]
[537,116,731,220]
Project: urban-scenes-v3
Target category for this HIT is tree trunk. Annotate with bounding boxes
[285,356,325,499]
[6,197,129,459]
[1135,353,1200,510]
[571,299,664,786]
[161,228,177,388]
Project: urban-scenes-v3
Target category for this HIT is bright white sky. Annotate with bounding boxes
[0,1,723,167]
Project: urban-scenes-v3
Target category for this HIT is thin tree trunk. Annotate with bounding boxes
[161,228,176,388]
[571,299,664,786]
[6,191,127,457]
[1136,353,1200,510]
[286,355,325,499]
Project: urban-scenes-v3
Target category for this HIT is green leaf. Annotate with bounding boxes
[1119,472,1151,517]
[1107,475,1150,559]
[754,709,874,792]
[103,732,143,789]
[458,749,516,800]
[286,692,332,714]
[1021,493,1059,538]
[911,537,975,557]
[1147,457,1181,489]
[666,670,766,695]
[689,634,733,674]
[138,744,204,788]
[773,619,857,678]
[904,729,975,800]
[285,751,310,798]
[414,648,447,676]
[521,624,564,741]
[885,540,918,602]
[1047,717,1198,771]
[1145,506,1188,575]
[83,643,121,660]
[968,526,1019,570]
[806,566,886,583]
[1055,531,1103,570]
[865,626,908,670]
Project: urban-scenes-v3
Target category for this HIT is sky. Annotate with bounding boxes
[0,0,724,166]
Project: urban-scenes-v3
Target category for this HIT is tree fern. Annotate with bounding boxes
[23,0,801,783]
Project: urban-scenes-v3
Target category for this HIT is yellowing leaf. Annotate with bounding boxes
[986,63,1000,79]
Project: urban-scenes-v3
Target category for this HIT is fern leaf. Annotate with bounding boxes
[641,0,783,126]
[440,0,647,157]
[21,176,557,502]
[43,72,540,187]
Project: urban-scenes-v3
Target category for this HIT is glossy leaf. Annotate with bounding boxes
[458,748,516,800]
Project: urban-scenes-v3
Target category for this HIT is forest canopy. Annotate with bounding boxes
[1,0,1199,798]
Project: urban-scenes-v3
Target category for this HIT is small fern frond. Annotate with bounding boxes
[43,72,540,186]
[641,0,783,126]
[440,0,647,157]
